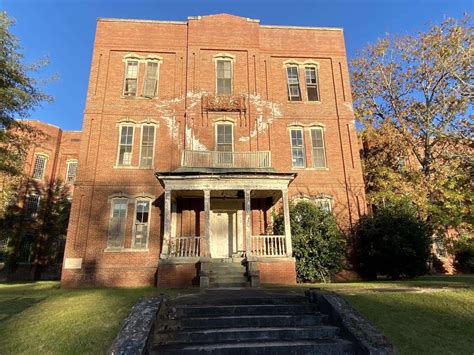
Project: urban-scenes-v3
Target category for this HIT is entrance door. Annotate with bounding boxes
[210,211,234,258]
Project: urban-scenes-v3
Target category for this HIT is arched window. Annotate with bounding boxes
[107,198,128,249]
[286,66,302,101]
[310,127,327,168]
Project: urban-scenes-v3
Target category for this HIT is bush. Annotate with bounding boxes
[274,201,346,283]
[353,202,431,279]
[452,234,474,273]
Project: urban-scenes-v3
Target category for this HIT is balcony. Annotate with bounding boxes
[181,150,272,169]
[201,94,246,113]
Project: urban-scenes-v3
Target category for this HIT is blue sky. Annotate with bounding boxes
[3,0,472,131]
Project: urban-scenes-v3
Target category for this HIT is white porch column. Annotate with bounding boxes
[204,190,211,257]
[244,189,252,257]
[282,189,293,257]
[161,189,172,258]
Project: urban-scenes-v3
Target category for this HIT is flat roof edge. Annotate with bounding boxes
[97,18,187,25]
[261,25,343,31]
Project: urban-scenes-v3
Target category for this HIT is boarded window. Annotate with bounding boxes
[123,60,139,96]
[108,198,128,248]
[305,67,320,101]
[315,198,332,213]
[133,200,150,249]
[286,66,302,101]
[25,194,40,219]
[140,125,155,168]
[216,60,232,95]
[310,128,326,168]
[32,155,47,179]
[142,61,159,97]
[66,161,78,183]
[117,126,134,166]
[290,128,305,168]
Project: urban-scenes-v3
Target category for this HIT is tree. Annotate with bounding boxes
[353,201,432,279]
[0,11,51,177]
[274,201,346,283]
[352,15,473,237]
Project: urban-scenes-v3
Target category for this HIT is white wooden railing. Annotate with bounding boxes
[250,235,287,257]
[182,150,271,169]
[170,236,204,257]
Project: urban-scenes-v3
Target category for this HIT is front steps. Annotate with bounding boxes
[148,289,355,354]
[206,259,250,288]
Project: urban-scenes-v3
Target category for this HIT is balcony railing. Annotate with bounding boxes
[201,94,246,112]
[170,236,205,257]
[250,235,287,257]
[182,150,272,169]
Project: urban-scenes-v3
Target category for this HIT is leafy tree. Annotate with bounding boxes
[0,11,51,177]
[353,201,432,279]
[274,201,346,283]
[352,16,473,237]
[450,234,474,273]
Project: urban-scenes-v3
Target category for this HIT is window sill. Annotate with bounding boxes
[291,167,329,171]
[286,100,322,104]
[113,165,154,170]
[120,95,158,100]
[104,248,149,253]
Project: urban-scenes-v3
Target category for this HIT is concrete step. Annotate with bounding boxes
[208,282,250,288]
[150,338,354,354]
[176,304,317,317]
[154,325,340,344]
[209,276,248,283]
[163,313,329,330]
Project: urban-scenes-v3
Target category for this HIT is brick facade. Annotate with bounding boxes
[60,14,366,288]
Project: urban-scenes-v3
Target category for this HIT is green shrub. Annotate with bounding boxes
[353,202,431,279]
[274,201,346,283]
[452,234,474,273]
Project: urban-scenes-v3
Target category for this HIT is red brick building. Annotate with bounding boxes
[0,120,81,278]
[60,14,366,288]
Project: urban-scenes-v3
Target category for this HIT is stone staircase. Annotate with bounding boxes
[147,289,355,354]
[207,259,249,288]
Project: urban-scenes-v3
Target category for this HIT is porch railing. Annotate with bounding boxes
[182,150,271,169]
[170,236,205,257]
[250,235,287,257]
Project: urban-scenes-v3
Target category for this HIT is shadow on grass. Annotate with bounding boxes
[0,296,47,322]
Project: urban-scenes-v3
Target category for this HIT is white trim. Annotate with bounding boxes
[116,123,135,166]
[132,197,152,250]
[215,122,234,152]
[107,197,129,249]
[214,57,234,96]
[303,65,321,102]
[122,59,140,96]
[138,123,156,168]
[285,65,302,102]
[32,153,49,180]
[65,159,78,184]
[141,58,162,98]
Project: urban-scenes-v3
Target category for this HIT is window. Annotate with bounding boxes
[216,60,232,95]
[142,61,159,97]
[305,66,320,101]
[315,197,332,214]
[25,194,40,219]
[133,200,150,249]
[18,234,34,263]
[66,160,78,183]
[139,125,155,168]
[290,128,305,168]
[107,198,128,248]
[215,123,233,165]
[123,60,139,96]
[286,66,301,101]
[32,154,47,179]
[117,126,134,166]
[310,128,327,168]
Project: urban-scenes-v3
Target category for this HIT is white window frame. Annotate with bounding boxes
[107,198,128,249]
[289,127,305,168]
[25,193,41,219]
[304,65,320,102]
[123,59,140,96]
[65,159,78,183]
[139,124,156,168]
[315,197,333,214]
[286,65,302,101]
[32,153,48,180]
[132,198,152,250]
[213,54,235,96]
[215,122,234,152]
[116,124,135,166]
[310,127,327,168]
[141,60,161,98]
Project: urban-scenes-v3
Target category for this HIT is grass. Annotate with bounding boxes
[0,282,191,354]
[0,276,472,354]
[313,275,474,355]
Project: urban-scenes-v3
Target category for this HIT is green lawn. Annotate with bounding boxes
[0,276,473,354]
[0,282,189,354]
[316,275,474,355]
